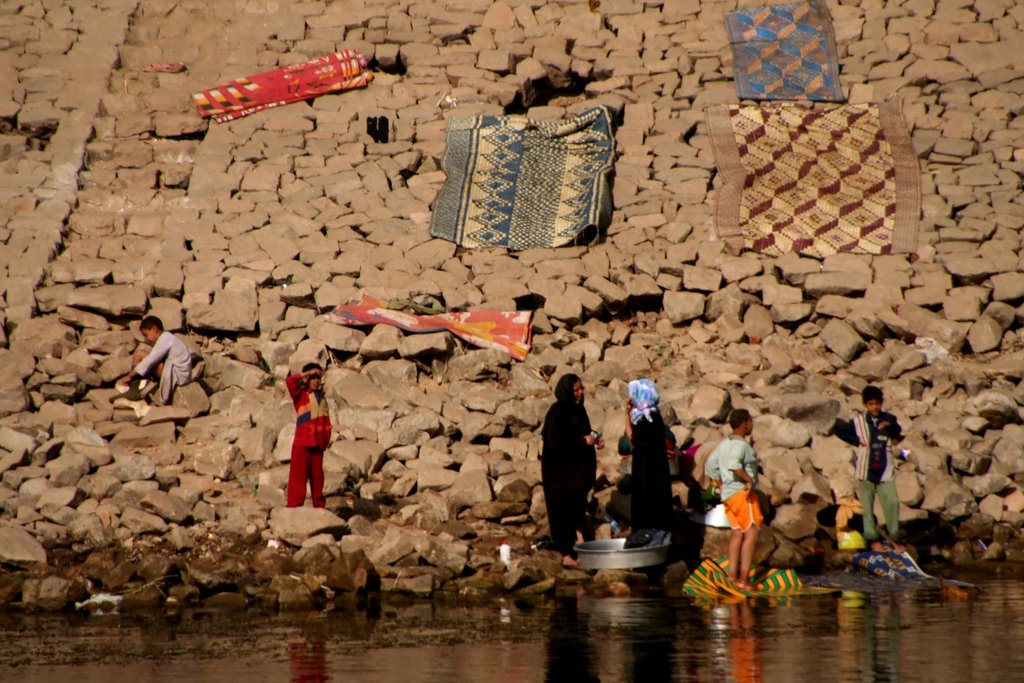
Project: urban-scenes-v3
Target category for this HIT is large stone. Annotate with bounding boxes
[21,575,84,611]
[8,317,78,359]
[968,317,1005,354]
[768,394,841,435]
[171,382,211,418]
[961,472,1014,499]
[418,464,458,491]
[62,427,113,466]
[187,442,244,480]
[328,439,385,478]
[366,526,419,566]
[770,503,819,540]
[45,452,91,487]
[803,271,871,297]
[98,453,156,482]
[308,317,366,352]
[66,285,148,316]
[819,319,865,362]
[0,525,47,568]
[689,385,731,422]
[416,536,469,576]
[446,350,509,382]
[201,355,269,392]
[920,475,978,520]
[968,390,1021,429]
[359,325,403,359]
[0,427,37,458]
[754,415,811,448]
[447,467,493,507]
[269,507,349,547]
[990,272,1024,303]
[790,470,832,504]
[398,332,452,358]
[893,304,970,354]
[187,287,259,332]
[663,291,704,324]
[120,508,168,535]
[140,490,191,523]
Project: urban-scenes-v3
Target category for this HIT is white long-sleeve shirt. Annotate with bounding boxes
[134,331,192,403]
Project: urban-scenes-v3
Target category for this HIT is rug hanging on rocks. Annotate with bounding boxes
[725,0,844,102]
[193,49,372,123]
[324,294,534,361]
[430,106,614,250]
[706,100,920,257]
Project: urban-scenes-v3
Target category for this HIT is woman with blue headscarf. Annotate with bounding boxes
[625,378,673,531]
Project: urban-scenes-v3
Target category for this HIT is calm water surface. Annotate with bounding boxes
[3,573,1023,683]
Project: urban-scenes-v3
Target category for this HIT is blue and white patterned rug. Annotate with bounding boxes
[726,0,844,102]
[430,106,615,250]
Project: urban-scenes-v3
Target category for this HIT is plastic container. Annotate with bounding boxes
[499,540,512,565]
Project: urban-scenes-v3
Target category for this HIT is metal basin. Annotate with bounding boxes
[573,538,671,570]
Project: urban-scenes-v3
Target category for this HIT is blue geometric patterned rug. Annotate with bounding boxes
[430,106,614,250]
[725,0,844,102]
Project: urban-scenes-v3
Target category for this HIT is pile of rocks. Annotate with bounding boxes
[2,0,1024,610]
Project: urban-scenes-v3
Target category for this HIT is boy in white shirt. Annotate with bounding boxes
[119,316,192,406]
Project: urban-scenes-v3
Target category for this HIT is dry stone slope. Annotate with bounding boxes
[1,0,1024,608]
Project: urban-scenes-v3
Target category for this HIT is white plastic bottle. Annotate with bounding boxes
[499,540,512,565]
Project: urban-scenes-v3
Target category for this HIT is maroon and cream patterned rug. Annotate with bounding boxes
[706,100,920,257]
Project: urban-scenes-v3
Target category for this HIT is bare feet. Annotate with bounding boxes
[562,555,579,569]
[735,580,755,592]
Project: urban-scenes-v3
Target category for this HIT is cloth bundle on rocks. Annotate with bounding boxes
[725,0,844,102]
[850,548,930,580]
[324,294,533,360]
[192,49,372,122]
[706,100,920,257]
[430,106,615,250]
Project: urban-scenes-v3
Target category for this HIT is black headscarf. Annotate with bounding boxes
[542,373,598,552]
[552,373,591,436]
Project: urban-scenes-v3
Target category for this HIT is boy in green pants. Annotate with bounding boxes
[835,386,904,553]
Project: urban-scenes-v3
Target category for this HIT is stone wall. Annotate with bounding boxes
[1,0,1023,607]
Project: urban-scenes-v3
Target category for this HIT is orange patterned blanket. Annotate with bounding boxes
[325,295,533,361]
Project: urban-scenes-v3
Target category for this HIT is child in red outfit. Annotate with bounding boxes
[286,363,333,507]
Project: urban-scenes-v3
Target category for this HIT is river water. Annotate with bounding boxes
[3,572,1023,683]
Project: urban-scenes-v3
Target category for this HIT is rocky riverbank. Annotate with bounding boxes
[2,0,1024,611]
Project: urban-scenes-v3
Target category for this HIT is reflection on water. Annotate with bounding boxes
[704,600,762,683]
[4,575,1024,683]
[289,637,327,683]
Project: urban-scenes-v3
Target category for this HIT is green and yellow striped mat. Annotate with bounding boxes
[683,557,836,600]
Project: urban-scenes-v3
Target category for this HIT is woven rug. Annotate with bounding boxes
[430,106,614,250]
[324,294,533,360]
[193,49,372,123]
[707,100,920,257]
[726,0,843,102]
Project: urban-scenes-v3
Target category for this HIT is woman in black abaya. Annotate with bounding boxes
[541,374,604,568]
[625,378,673,531]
